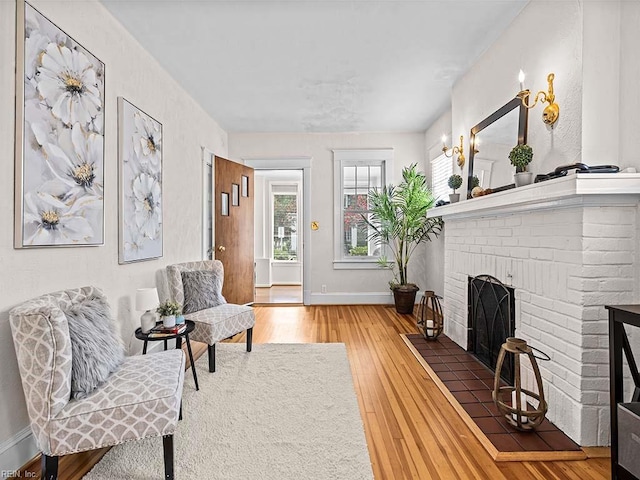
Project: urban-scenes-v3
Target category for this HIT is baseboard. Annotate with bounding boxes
[310,292,394,305]
[0,425,38,472]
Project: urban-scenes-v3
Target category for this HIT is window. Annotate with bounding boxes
[430,153,453,202]
[271,185,299,262]
[333,149,393,269]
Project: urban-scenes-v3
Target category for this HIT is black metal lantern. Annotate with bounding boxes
[493,337,549,431]
[415,291,443,340]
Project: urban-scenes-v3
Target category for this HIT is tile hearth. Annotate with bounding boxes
[404,334,583,460]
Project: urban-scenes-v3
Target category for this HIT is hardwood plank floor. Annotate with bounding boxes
[254,285,303,304]
[19,305,609,479]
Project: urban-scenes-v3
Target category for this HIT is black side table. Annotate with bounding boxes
[606,305,640,480]
[135,320,199,391]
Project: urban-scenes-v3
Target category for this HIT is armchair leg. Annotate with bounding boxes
[247,327,253,352]
[208,344,216,372]
[163,434,174,480]
[41,454,58,480]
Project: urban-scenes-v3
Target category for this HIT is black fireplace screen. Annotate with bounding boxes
[468,275,515,384]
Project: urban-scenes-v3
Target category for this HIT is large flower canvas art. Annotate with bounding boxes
[118,98,163,263]
[15,1,105,247]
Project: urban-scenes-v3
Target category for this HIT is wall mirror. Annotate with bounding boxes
[467,96,528,198]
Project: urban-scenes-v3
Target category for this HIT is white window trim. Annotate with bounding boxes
[269,181,301,263]
[332,149,393,269]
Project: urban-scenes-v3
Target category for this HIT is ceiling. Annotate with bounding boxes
[100,0,527,133]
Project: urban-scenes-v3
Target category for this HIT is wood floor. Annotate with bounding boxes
[254,285,303,304]
[20,305,609,479]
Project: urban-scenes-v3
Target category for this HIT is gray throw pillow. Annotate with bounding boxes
[64,296,125,400]
[181,270,226,314]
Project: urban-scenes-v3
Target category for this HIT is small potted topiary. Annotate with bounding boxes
[157,300,181,328]
[448,174,463,203]
[509,144,534,187]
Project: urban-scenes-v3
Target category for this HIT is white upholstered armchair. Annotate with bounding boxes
[166,260,255,372]
[10,286,185,480]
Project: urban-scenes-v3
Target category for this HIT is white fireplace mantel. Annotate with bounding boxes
[428,173,640,220]
[437,171,640,446]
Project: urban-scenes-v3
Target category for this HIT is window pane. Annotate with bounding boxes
[431,154,452,202]
[344,166,356,188]
[370,165,382,188]
[273,194,298,261]
[337,157,387,261]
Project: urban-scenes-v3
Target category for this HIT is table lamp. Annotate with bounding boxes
[136,288,159,333]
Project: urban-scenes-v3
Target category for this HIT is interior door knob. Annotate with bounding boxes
[217,245,226,252]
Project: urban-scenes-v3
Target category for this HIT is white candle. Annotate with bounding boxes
[426,320,434,328]
[518,70,525,91]
[511,390,528,423]
[441,134,447,147]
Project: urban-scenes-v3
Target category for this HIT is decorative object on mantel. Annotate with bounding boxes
[448,174,463,203]
[518,71,560,126]
[365,164,442,314]
[509,144,534,187]
[442,134,466,167]
[415,291,443,340]
[136,287,159,333]
[534,162,620,183]
[493,337,549,431]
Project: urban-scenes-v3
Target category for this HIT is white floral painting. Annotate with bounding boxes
[118,98,163,263]
[15,1,105,247]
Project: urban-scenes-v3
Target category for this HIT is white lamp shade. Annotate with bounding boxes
[136,288,159,311]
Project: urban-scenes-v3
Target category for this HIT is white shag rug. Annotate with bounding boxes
[84,343,374,480]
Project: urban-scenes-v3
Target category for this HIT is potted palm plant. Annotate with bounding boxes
[365,164,442,314]
[509,144,534,187]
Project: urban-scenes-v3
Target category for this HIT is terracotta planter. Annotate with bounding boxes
[392,284,420,314]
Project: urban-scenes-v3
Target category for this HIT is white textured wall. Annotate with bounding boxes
[229,132,426,298]
[423,110,452,297]
[0,0,226,469]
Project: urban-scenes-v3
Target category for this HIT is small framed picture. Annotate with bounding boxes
[221,193,229,216]
[232,183,240,206]
[241,175,249,197]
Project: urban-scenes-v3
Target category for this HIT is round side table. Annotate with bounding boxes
[135,320,199,391]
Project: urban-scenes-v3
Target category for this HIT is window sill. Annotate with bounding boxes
[333,260,385,270]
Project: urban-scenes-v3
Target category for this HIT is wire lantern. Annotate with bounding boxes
[493,337,549,431]
[415,291,443,340]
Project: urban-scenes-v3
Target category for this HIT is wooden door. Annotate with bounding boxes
[214,156,254,304]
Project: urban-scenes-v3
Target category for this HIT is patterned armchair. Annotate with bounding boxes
[167,260,255,372]
[10,286,185,480]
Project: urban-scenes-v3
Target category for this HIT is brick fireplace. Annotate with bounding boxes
[428,174,640,446]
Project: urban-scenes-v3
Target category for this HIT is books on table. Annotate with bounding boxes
[147,323,187,338]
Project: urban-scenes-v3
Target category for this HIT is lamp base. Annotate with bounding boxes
[140,311,156,333]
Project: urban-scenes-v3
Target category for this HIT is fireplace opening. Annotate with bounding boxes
[467,275,515,384]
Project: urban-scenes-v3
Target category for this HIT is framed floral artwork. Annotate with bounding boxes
[14,1,105,247]
[118,97,163,263]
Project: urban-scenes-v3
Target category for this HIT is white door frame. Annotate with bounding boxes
[243,157,312,305]
[201,147,215,260]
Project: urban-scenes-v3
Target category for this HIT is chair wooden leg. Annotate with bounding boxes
[208,344,216,372]
[163,434,174,480]
[41,454,58,480]
[247,327,253,352]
